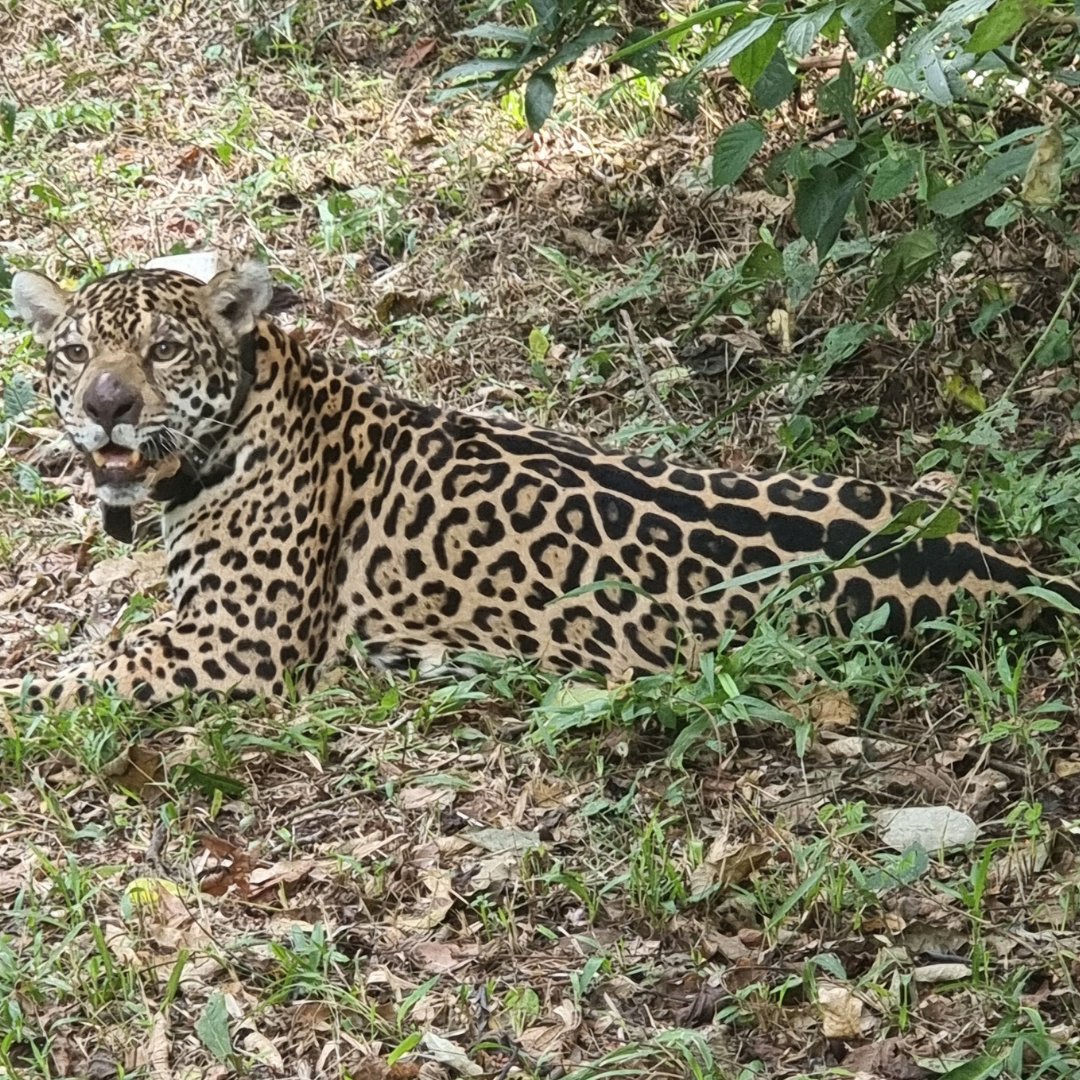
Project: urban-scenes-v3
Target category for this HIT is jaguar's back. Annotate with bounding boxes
[7,261,1078,707]
[342,395,1059,677]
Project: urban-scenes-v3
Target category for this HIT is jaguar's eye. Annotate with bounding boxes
[151,340,183,362]
[60,343,89,364]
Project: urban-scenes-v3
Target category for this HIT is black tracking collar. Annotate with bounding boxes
[100,333,258,543]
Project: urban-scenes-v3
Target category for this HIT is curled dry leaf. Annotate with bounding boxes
[817,983,864,1038]
[242,1030,285,1073]
[395,867,454,932]
[689,838,773,895]
[561,226,615,257]
[144,1012,171,1080]
[420,1033,482,1077]
[808,688,859,730]
[101,743,165,796]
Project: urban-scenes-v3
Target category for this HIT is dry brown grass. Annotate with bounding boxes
[2,2,1080,1077]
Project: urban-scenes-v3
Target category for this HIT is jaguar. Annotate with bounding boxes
[6,260,1079,709]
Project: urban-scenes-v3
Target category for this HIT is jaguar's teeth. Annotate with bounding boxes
[92,450,107,467]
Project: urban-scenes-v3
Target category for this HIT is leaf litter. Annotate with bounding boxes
[0,2,1079,1077]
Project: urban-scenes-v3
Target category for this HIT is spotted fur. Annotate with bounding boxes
[6,263,1079,708]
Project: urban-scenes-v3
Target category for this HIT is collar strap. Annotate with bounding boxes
[100,333,258,542]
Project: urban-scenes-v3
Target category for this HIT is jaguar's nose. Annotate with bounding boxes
[83,372,141,435]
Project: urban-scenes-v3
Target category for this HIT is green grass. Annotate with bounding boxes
[2,0,1080,1076]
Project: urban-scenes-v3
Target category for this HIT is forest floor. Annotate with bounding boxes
[1,2,1080,1078]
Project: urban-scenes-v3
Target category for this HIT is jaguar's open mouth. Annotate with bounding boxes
[88,444,148,485]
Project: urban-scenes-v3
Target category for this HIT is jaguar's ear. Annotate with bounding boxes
[203,261,274,339]
[11,271,72,344]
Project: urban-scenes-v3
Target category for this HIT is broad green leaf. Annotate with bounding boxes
[937,1053,1006,1080]
[886,0,996,102]
[1020,585,1080,616]
[783,238,819,305]
[698,15,777,71]
[743,241,784,281]
[663,77,699,119]
[711,120,766,188]
[967,0,1033,50]
[918,505,962,539]
[618,26,662,75]
[436,57,523,85]
[869,152,918,200]
[794,163,860,258]
[528,326,550,363]
[609,3,747,62]
[196,993,232,1063]
[1031,317,1071,368]
[784,4,836,57]
[455,22,535,45]
[751,50,797,108]
[841,0,895,56]
[729,19,782,88]
[530,0,557,33]
[524,72,556,131]
[3,373,35,420]
[817,60,857,130]
[819,320,874,363]
[984,201,1021,227]
[928,143,1033,217]
[879,499,931,535]
[541,25,617,71]
[864,229,939,312]
[0,101,14,143]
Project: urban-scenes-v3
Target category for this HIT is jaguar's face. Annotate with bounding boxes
[12,263,272,507]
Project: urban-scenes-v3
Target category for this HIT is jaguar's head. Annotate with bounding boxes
[12,262,273,507]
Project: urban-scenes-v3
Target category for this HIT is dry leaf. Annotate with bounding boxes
[689,838,773,894]
[101,743,165,796]
[396,867,455,932]
[878,806,978,852]
[144,1012,171,1080]
[913,962,971,983]
[1021,125,1063,208]
[561,226,615,257]
[465,827,540,854]
[818,984,863,1038]
[400,37,438,69]
[808,688,858,730]
[242,1030,285,1072]
[420,1033,481,1076]
[247,859,316,901]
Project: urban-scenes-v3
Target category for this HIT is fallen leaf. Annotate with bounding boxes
[878,806,979,852]
[144,1012,171,1080]
[399,37,438,69]
[465,827,541,854]
[689,838,773,895]
[242,1030,285,1072]
[842,1037,926,1079]
[1021,125,1063,208]
[101,743,165,796]
[818,983,863,1038]
[808,688,859,730]
[913,962,971,983]
[561,226,615,257]
[395,867,455,932]
[420,1033,481,1076]
[144,252,222,283]
[411,941,477,973]
[247,859,316,902]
